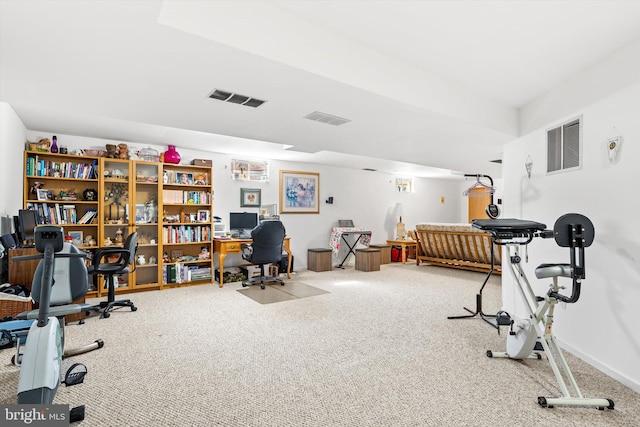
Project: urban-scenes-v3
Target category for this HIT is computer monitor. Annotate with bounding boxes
[229,212,258,237]
[17,209,37,247]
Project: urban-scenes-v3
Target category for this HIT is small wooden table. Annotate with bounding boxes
[386,239,417,264]
[213,237,292,287]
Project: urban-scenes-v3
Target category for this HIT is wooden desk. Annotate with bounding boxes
[213,237,291,287]
[386,239,417,264]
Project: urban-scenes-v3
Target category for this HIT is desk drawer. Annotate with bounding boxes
[224,243,241,252]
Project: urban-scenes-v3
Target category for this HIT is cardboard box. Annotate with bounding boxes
[214,268,247,283]
[240,265,274,278]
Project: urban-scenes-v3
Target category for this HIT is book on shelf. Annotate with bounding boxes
[78,209,97,224]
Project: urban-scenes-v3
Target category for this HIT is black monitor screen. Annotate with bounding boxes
[229,212,258,231]
[18,209,37,245]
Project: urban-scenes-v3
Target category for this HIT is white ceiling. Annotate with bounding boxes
[2,1,640,179]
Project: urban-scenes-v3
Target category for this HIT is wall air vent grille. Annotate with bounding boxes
[303,111,351,126]
[362,168,377,172]
[208,89,266,108]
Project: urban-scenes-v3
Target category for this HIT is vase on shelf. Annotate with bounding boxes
[163,145,181,164]
[51,135,58,153]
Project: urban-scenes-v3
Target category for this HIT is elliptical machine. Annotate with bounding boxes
[473,214,614,410]
[13,225,103,420]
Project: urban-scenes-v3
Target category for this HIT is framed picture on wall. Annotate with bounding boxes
[279,170,319,214]
[240,188,261,207]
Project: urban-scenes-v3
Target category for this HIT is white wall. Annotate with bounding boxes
[24,130,464,268]
[0,102,27,234]
[502,41,640,392]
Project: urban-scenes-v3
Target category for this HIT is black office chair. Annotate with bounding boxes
[241,220,286,289]
[89,232,138,318]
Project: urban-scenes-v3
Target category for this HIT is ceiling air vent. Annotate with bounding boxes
[303,111,351,126]
[490,159,502,164]
[362,168,377,172]
[208,89,266,108]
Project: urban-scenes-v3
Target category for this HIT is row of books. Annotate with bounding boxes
[26,157,98,179]
[163,264,212,284]
[162,225,211,244]
[162,189,212,205]
[27,203,97,225]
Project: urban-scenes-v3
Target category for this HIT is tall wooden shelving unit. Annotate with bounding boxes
[23,150,213,300]
[160,163,214,287]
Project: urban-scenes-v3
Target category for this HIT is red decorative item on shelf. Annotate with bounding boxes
[163,145,181,164]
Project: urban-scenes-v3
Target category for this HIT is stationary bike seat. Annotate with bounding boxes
[535,263,572,279]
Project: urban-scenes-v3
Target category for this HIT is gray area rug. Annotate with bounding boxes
[237,281,329,304]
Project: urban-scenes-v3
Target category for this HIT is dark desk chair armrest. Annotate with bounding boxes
[240,244,253,262]
[93,247,130,265]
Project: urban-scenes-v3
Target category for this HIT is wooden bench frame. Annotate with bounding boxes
[412,228,501,274]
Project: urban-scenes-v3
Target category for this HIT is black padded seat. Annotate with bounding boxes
[535,263,572,279]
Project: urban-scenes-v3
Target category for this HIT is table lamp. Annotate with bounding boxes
[394,203,405,240]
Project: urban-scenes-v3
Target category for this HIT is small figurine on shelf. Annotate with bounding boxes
[118,143,129,159]
[115,228,124,244]
[149,255,157,265]
[199,246,210,260]
[136,254,146,265]
[84,235,97,247]
[30,181,45,195]
[162,252,170,263]
[105,144,118,158]
[104,237,113,246]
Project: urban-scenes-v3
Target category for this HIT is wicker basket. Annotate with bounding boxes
[0,298,32,318]
[28,139,51,152]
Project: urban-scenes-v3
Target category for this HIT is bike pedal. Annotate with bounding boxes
[63,363,87,386]
[495,311,512,326]
[70,405,85,422]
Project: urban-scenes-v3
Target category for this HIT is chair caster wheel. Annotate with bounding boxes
[241,283,247,287]
[102,312,110,319]
[261,284,265,289]
[131,306,137,312]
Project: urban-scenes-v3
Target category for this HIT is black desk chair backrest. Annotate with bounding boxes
[89,232,138,318]
[247,220,286,265]
[241,220,286,289]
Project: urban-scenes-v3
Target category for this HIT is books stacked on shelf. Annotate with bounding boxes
[162,225,211,244]
[163,264,212,284]
[162,189,211,204]
[26,157,98,179]
[27,203,81,225]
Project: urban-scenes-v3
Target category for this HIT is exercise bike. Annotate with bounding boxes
[473,214,614,410]
[12,225,103,420]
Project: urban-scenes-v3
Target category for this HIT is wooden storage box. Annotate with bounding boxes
[308,248,332,272]
[369,244,391,264]
[355,248,380,272]
[192,159,213,167]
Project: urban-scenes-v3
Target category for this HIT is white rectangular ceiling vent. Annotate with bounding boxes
[208,89,266,108]
[303,111,351,126]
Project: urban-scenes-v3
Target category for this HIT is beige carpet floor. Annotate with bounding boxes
[1,264,638,426]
